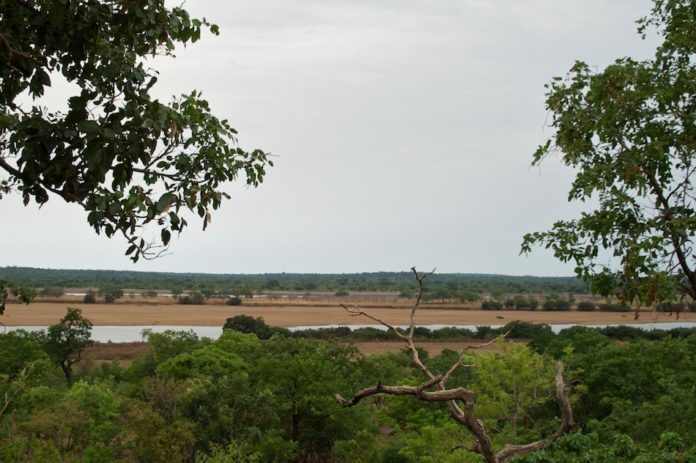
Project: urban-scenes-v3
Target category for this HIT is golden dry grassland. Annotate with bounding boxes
[2,301,686,327]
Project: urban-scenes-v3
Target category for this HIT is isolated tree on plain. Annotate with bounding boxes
[522,0,696,310]
[99,287,124,303]
[178,290,205,305]
[0,0,272,262]
[83,290,97,304]
[43,307,93,388]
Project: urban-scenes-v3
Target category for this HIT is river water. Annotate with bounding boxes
[3,322,696,343]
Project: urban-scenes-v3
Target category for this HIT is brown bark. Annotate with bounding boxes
[335,267,575,463]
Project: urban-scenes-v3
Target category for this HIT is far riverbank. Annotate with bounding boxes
[1,302,689,327]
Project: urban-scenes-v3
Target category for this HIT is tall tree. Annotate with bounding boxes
[522,0,696,307]
[43,307,93,387]
[0,0,272,261]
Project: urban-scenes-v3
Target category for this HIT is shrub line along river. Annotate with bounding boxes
[3,323,696,343]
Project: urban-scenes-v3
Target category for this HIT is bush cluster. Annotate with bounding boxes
[178,291,206,305]
[542,299,572,311]
[598,303,631,312]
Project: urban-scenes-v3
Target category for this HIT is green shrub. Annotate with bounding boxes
[178,291,206,305]
[542,299,571,311]
[481,300,503,310]
[223,314,289,339]
[598,303,631,312]
[502,321,553,340]
[577,301,596,311]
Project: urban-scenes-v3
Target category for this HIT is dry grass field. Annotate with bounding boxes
[83,342,149,366]
[1,301,686,327]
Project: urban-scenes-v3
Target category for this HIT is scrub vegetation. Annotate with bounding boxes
[2,308,696,462]
[1,0,695,461]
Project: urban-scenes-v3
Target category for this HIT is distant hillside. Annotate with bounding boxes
[0,266,587,297]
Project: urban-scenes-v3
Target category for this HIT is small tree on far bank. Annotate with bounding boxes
[178,291,206,305]
[577,301,596,312]
[99,287,124,303]
[83,290,97,304]
[43,308,93,388]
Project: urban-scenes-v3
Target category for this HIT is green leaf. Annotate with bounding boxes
[157,192,177,212]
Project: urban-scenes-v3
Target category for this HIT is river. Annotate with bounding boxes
[3,322,696,343]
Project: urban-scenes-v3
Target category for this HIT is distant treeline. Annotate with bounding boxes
[0,266,587,300]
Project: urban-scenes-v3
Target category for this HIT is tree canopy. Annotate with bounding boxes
[522,0,696,307]
[42,307,93,387]
[0,0,272,261]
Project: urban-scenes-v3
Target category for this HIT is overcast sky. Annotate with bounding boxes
[1,0,658,275]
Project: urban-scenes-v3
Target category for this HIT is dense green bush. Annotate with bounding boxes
[481,300,503,310]
[542,299,572,311]
[598,303,631,312]
[513,295,539,309]
[502,321,554,340]
[3,320,696,462]
[83,290,96,304]
[577,301,596,311]
[223,314,290,339]
[291,326,353,339]
[178,291,206,305]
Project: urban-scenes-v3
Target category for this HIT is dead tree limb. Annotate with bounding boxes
[335,267,574,463]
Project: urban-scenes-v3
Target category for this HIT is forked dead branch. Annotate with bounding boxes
[334,267,575,463]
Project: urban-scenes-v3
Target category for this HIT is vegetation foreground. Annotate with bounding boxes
[2,307,696,462]
[2,0,696,461]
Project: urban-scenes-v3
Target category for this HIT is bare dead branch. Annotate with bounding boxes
[340,303,408,341]
[442,333,509,386]
[0,30,37,69]
[335,268,574,463]
[495,363,574,462]
[334,375,468,407]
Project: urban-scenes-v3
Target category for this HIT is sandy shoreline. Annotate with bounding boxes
[1,302,689,327]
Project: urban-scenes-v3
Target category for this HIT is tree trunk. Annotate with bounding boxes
[61,361,73,388]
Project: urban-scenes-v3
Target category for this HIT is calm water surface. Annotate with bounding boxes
[4,322,696,343]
